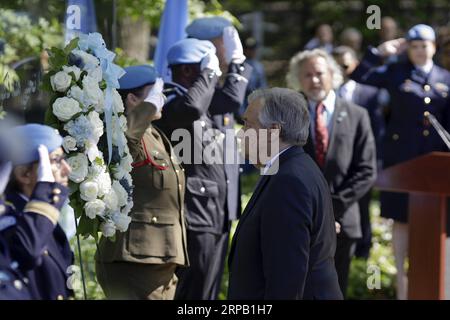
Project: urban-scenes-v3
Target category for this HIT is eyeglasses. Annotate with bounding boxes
[50,155,67,168]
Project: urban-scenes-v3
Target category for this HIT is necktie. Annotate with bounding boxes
[315,102,329,168]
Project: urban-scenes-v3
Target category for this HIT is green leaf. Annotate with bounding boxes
[44,105,60,129]
[48,47,68,70]
[64,37,79,55]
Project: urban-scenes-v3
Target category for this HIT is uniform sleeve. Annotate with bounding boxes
[208,62,253,116]
[126,101,157,145]
[260,176,312,299]
[157,69,218,130]
[3,182,69,271]
[350,47,391,89]
[331,109,377,219]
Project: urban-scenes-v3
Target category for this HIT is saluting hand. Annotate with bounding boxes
[144,78,166,113]
[223,26,246,64]
[37,144,55,183]
[200,52,222,77]
[377,38,407,57]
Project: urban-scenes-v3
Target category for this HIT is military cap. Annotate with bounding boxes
[167,38,216,66]
[119,65,158,90]
[11,124,63,165]
[186,16,232,40]
[406,24,435,42]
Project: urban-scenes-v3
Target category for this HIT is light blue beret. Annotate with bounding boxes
[406,24,435,42]
[11,124,63,165]
[167,38,216,66]
[186,16,232,40]
[119,65,158,90]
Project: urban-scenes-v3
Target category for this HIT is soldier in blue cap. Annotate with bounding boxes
[351,24,450,300]
[95,65,188,300]
[154,16,252,300]
[2,124,73,300]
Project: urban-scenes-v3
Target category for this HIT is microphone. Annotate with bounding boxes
[424,111,450,150]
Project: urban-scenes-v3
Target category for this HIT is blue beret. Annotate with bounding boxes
[11,124,63,165]
[167,38,216,66]
[119,65,158,90]
[406,24,435,42]
[186,16,232,40]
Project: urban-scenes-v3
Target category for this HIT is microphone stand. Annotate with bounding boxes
[424,111,450,151]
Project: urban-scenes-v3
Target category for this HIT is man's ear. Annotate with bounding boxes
[126,92,140,108]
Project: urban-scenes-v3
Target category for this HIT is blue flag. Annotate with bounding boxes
[64,0,98,44]
[153,0,188,81]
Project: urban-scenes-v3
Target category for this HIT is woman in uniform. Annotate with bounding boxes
[96,65,188,300]
[351,24,450,299]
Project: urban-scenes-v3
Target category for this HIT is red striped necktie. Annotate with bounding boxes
[315,102,329,168]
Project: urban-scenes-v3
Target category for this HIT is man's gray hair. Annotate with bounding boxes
[248,87,310,146]
[286,48,344,91]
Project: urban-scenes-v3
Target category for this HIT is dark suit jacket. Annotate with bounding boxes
[155,62,252,235]
[304,97,377,239]
[228,146,343,300]
[2,182,73,300]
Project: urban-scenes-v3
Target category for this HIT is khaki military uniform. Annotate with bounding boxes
[96,102,188,300]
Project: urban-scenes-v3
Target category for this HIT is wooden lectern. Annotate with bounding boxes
[376,152,450,299]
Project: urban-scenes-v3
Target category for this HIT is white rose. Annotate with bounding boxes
[72,49,100,71]
[88,66,103,82]
[112,180,128,207]
[96,171,112,197]
[112,212,131,232]
[85,141,102,163]
[103,188,119,211]
[68,86,86,109]
[112,89,124,114]
[119,115,127,131]
[62,135,77,153]
[63,65,82,81]
[79,180,99,202]
[67,153,88,183]
[51,71,72,92]
[82,76,104,112]
[100,220,116,237]
[121,153,133,173]
[84,199,106,219]
[87,111,104,141]
[112,164,126,180]
[52,97,81,121]
[121,200,133,216]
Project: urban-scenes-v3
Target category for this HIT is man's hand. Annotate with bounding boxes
[223,26,246,64]
[377,38,407,57]
[200,52,222,77]
[37,144,55,183]
[144,78,166,113]
[335,221,341,234]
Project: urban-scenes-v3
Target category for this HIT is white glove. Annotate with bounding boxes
[37,144,55,183]
[223,26,246,64]
[144,78,166,113]
[200,52,222,77]
[377,38,407,57]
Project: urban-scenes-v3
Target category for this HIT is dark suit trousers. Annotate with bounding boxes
[335,236,357,297]
[355,190,373,259]
[175,231,229,300]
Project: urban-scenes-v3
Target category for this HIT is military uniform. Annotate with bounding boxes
[351,47,450,222]
[155,53,252,299]
[1,182,71,300]
[0,200,31,300]
[96,100,188,300]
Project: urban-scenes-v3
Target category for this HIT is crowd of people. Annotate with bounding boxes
[1,13,450,300]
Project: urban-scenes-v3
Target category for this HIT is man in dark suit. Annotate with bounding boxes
[333,46,386,259]
[287,49,377,296]
[155,19,252,300]
[228,87,342,300]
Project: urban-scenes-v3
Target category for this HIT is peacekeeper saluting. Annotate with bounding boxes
[154,16,252,300]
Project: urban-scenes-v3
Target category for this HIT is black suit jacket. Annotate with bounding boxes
[228,146,343,300]
[304,97,377,238]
